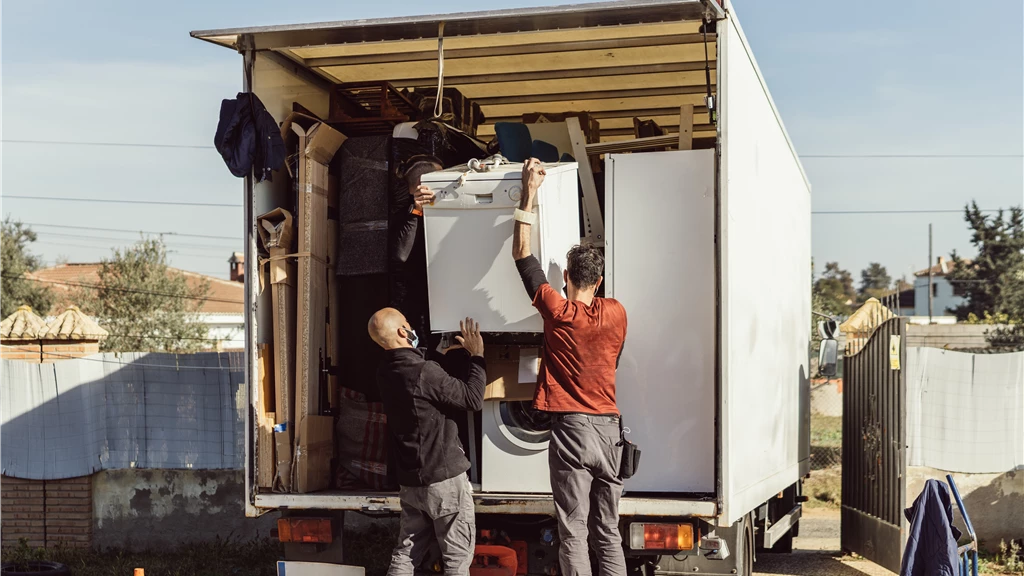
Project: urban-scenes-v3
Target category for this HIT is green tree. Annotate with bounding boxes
[814,261,856,317]
[858,262,892,301]
[1,218,54,318]
[947,202,1024,321]
[75,238,211,353]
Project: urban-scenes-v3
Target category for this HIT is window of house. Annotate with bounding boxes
[933,283,939,297]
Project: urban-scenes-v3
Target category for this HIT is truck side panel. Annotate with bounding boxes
[718,7,812,524]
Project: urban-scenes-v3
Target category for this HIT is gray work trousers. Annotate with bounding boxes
[549,413,626,576]
[387,473,476,576]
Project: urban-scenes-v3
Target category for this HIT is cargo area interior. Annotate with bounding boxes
[192,1,724,501]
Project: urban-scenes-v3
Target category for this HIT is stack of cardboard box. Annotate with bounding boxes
[257,112,346,494]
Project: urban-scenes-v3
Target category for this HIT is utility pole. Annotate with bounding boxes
[928,223,934,324]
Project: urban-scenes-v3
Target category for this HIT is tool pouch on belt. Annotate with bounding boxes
[617,418,642,480]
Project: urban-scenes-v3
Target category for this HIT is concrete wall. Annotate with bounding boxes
[92,469,278,550]
[907,467,1024,552]
[905,323,999,350]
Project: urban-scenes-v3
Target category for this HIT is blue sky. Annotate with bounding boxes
[2,0,1022,284]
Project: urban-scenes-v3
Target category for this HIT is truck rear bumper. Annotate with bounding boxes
[255,491,717,517]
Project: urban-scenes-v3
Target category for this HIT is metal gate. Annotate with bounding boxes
[841,316,907,573]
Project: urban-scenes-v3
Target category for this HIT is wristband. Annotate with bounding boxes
[514,208,537,225]
[409,205,423,217]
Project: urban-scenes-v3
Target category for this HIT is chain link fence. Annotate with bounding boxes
[810,375,843,471]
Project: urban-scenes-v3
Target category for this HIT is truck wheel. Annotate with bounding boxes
[735,514,754,576]
[771,528,794,553]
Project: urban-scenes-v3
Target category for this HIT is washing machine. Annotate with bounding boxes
[480,400,552,493]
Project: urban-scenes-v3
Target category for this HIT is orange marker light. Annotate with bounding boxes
[277,517,333,544]
[628,523,694,551]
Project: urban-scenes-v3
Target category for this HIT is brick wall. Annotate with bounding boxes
[0,341,42,362]
[0,341,99,363]
[41,341,100,362]
[1,475,92,548]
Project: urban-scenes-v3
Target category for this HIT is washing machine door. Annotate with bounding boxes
[493,401,552,451]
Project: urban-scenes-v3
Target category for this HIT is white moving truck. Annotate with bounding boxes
[192,1,813,574]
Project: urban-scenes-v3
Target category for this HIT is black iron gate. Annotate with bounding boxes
[841,316,907,573]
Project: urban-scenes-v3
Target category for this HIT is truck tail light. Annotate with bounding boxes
[277,518,333,543]
[629,523,694,551]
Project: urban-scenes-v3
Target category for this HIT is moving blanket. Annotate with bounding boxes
[334,387,391,490]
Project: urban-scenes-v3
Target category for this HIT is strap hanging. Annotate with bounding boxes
[433,22,446,119]
[702,18,717,124]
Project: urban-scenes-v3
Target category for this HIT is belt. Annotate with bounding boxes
[553,412,620,423]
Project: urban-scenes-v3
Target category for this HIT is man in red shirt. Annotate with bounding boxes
[511,158,628,576]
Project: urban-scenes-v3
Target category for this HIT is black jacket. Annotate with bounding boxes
[900,479,963,576]
[214,92,285,182]
[376,347,486,487]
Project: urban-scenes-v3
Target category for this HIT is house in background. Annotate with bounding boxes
[913,256,965,318]
[27,254,244,350]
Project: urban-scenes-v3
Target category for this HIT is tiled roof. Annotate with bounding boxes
[914,258,967,277]
[27,264,244,315]
[40,305,109,341]
[1,306,47,339]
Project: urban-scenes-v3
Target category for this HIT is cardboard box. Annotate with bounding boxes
[283,112,345,422]
[257,207,298,493]
[293,415,335,493]
[257,344,276,490]
[484,346,540,402]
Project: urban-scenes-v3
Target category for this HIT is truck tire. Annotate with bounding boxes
[735,514,754,576]
[1,561,71,575]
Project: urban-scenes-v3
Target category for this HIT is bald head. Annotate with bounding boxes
[368,307,413,350]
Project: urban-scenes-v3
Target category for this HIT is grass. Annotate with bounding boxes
[803,466,842,509]
[811,415,842,447]
[1,527,398,576]
[978,540,1024,575]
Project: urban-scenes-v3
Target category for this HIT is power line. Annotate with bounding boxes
[812,209,1004,215]
[802,154,1023,159]
[5,195,238,208]
[37,351,237,370]
[23,222,240,241]
[5,274,244,305]
[95,332,240,343]
[30,241,239,261]
[36,232,238,250]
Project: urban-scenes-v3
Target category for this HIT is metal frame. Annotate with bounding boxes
[253,491,718,517]
[948,475,980,576]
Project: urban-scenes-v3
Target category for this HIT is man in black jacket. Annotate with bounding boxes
[369,307,486,576]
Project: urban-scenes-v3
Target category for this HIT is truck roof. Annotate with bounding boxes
[190,0,725,144]
[190,0,719,49]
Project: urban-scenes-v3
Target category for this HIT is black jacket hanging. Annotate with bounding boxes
[214,92,285,182]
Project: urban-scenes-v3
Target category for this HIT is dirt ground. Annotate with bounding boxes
[755,508,896,576]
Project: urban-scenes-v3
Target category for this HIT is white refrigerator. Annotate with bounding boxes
[605,150,717,493]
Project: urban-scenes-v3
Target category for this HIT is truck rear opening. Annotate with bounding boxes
[191,1,811,574]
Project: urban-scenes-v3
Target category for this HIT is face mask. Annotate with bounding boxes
[405,327,419,349]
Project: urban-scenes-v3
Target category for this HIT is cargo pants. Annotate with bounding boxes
[549,413,626,576]
[387,473,476,576]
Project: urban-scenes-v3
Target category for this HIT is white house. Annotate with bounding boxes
[913,256,966,318]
